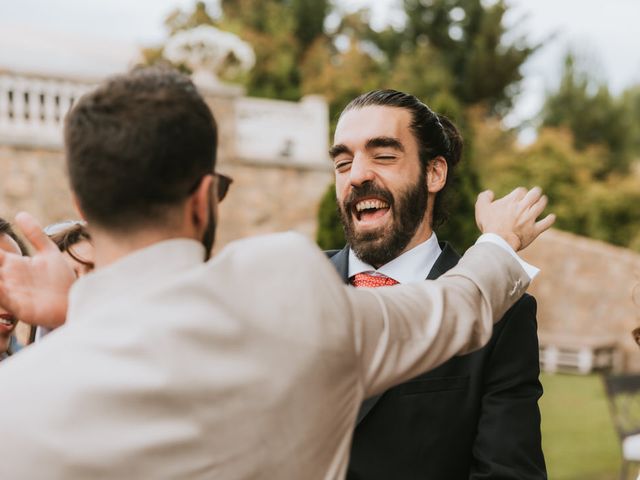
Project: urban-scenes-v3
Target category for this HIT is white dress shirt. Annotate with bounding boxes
[349,232,539,283]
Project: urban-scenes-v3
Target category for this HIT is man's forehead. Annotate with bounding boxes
[334,106,412,144]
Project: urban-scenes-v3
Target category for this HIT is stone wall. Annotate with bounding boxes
[0,145,75,224]
[215,161,332,248]
[521,229,640,371]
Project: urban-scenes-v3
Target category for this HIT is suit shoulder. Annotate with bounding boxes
[324,249,341,259]
[506,293,537,317]
[491,292,537,340]
[219,232,320,260]
[214,232,340,284]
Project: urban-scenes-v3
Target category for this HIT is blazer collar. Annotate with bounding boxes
[327,245,350,283]
[328,242,459,284]
[426,242,461,280]
[68,239,206,324]
[331,240,462,426]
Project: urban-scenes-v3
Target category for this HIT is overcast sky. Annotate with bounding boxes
[1,0,639,127]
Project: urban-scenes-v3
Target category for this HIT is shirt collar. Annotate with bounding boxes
[348,233,442,284]
[67,238,205,324]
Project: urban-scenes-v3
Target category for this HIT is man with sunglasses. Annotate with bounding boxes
[0,67,553,479]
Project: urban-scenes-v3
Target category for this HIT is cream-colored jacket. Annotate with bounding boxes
[0,233,529,479]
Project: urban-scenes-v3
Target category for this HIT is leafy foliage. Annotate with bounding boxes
[316,183,345,251]
[473,111,640,251]
[399,0,536,113]
[144,0,640,253]
[542,54,632,176]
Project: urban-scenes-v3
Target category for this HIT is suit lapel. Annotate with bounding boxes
[328,242,461,426]
[426,242,460,280]
[328,246,350,283]
[355,242,460,425]
[327,246,384,424]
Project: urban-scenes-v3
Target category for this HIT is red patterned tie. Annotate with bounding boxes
[351,273,399,288]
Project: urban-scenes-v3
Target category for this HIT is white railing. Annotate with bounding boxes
[233,95,329,169]
[0,72,94,148]
[0,70,330,169]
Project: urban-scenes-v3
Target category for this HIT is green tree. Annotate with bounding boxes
[143,0,332,101]
[164,1,216,33]
[480,128,601,234]
[316,183,346,250]
[542,54,631,175]
[396,0,536,113]
[141,1,218,69]
[219,0,332,100]
[301,36,385,132]
[619,85,640,163]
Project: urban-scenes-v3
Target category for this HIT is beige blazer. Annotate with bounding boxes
[0,233,528,479]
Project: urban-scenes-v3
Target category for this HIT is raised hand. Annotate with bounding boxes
[475,187,556,251]
[0,212,75,328]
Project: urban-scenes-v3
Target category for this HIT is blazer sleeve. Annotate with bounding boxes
[469,294,547,479]
[345,242,531,399]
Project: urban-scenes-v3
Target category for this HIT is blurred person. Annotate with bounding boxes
[47,220,94,278]
[0,218,27,360]
[328,90,546,479]
[0,67,553,479]
[32,221,95,342]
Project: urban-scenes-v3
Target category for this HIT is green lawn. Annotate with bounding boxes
[540,373,623,479]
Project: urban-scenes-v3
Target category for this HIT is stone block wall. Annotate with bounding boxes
[0,145,75,225]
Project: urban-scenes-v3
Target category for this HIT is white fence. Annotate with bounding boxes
[0,72,94,148]
[234,95,329,169]
[0,71,331,169]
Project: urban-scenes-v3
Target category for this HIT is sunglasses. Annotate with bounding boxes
[188,173,233,202]
[215,173,233,202]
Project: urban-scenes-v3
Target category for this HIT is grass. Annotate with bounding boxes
[540,373,623,480]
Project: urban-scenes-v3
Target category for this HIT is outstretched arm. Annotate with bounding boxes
[349,186,555,397]
[0,212,75,328]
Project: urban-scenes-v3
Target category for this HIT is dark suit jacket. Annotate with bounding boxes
[327,243,547,479]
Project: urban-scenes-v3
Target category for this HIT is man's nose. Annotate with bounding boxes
[348,156,375,187]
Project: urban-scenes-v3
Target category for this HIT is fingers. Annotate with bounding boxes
[520,186,543,209]
[534,213,556,235]
[475,190,495,229]
[524,194,548,221]
[476,190,495,205]
[507,186,527,201]
[14,212,57,254]
[475,190,495,214]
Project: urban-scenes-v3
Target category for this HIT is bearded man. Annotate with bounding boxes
[327,90,547,479]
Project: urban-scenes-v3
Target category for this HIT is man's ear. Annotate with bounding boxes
[426,156,448,193]
[190,174,215,231]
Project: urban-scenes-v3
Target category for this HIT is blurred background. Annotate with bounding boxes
[1,1,640,478]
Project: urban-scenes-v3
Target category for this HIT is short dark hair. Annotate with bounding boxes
[64,66,218,231]
[339,89,463,228]
[0,217,28,256]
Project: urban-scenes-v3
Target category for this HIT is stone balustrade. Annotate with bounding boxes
[0,71,94,148]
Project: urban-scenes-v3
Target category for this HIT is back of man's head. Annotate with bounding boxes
[64,67,218,232]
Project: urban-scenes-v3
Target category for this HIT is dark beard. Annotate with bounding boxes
[339,176,428,267]
[202,189,216,261]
